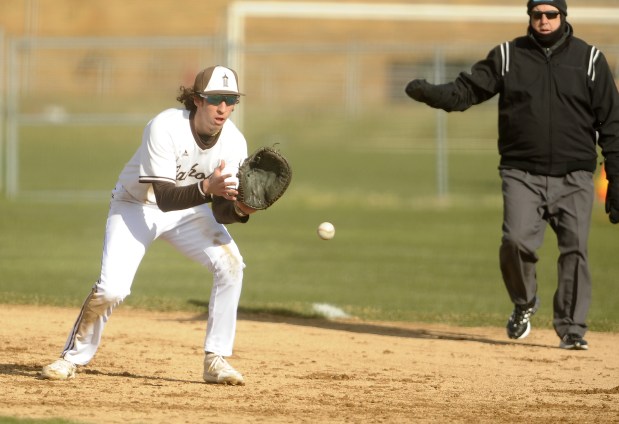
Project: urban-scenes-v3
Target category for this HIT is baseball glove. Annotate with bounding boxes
[237,146,292,210]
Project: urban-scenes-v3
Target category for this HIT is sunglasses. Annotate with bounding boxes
[200,94,240,106]
[529,11,561,20]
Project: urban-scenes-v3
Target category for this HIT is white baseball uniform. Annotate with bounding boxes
[59,107,248,365]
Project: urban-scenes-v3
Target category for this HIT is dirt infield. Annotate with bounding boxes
[1,304,617,423]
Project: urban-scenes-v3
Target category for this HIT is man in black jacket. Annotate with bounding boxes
[406,0,619,350]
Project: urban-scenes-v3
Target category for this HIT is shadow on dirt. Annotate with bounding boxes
[179,300,553,349]
[0,362,205,384]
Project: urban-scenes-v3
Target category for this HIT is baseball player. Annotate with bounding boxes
[42,65,256,385]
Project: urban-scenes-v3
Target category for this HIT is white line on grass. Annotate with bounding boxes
[312,303,351,319]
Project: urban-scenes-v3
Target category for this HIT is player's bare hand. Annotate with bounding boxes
[203,160,238,200]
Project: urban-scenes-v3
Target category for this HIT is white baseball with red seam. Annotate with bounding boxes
[317,222,335,240]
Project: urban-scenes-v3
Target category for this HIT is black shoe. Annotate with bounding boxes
[506,297,540,340]
[559,333,589,350]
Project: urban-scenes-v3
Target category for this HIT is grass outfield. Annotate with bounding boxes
[1,108,617,332]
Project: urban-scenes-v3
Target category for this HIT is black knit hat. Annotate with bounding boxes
[527,0,567,16]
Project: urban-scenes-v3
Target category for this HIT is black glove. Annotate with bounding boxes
[405,79,456,111]
[405,79,432,102]
[606,176,619,224]
[237,146,292,210]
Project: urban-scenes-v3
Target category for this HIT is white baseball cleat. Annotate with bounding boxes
[41,358,77,380]
[203,353,245,385]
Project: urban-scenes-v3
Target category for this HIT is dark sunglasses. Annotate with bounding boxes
[200,94,240,106]
[529,11,561,20]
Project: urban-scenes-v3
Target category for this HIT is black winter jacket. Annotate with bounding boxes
[406,25,619,177]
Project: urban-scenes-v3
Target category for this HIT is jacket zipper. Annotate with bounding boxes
[545,48,554,173]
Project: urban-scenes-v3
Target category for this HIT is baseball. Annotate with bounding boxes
[222,166,239,189]
[317,222,335,240]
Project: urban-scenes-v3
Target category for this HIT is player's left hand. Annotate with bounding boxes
[236,146,292,210]
[605,177,619,224]
[234,201,257,216]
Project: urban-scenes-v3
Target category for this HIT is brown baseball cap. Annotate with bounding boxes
[193,65,244,96]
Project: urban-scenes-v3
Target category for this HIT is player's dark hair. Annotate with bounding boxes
[177,86,198,112]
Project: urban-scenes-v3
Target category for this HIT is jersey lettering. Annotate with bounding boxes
[176,163,207,181]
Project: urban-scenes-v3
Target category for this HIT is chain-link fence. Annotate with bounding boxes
[2,34,618,200]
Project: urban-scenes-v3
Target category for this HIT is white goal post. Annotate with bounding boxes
[226,1,619,130]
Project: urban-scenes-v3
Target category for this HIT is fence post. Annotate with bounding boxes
[0,27,4,196]
[434,47,448,200]
[5,38,20,199]
[345,43,361,118]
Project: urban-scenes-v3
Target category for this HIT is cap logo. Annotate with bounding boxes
[195,65,243,95]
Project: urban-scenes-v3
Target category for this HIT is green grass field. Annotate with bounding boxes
[2,106,618,332]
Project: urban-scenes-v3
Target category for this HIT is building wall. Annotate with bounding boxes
[1,0,618,45]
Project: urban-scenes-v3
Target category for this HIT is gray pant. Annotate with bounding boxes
[499,169,594,338]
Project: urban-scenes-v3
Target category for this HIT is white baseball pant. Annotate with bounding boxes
[60,186,245,365]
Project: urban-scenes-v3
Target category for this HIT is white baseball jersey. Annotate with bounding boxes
[116,107,248,204]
